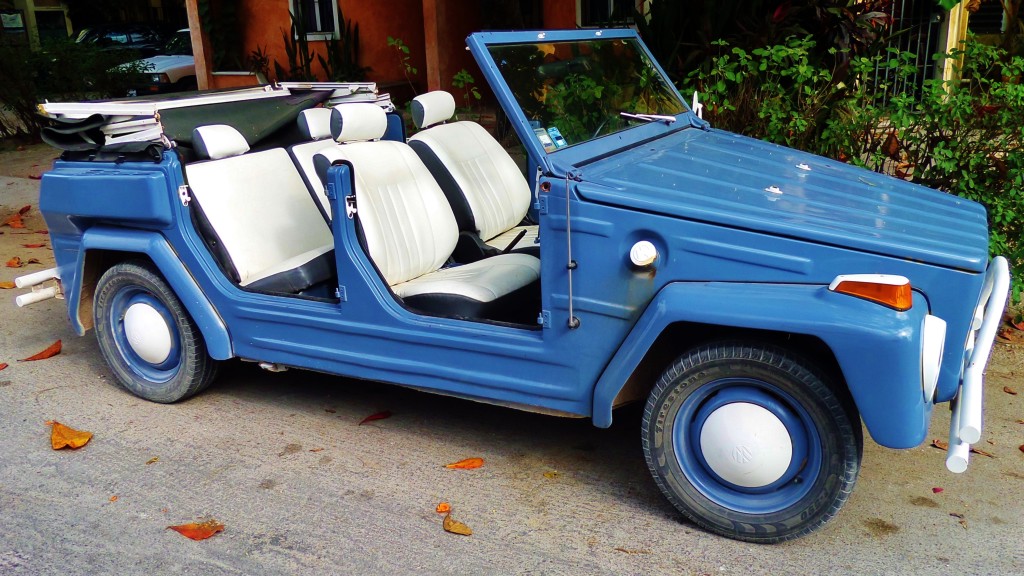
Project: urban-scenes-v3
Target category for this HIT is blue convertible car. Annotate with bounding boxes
[17,29,1009,542]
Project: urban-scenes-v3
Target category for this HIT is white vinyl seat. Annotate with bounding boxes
[315,104,540,322]
[408,91,538,254]
[289,107,337,220]
[185,124,335,294]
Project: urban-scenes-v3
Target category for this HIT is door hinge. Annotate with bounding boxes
[177,184,191,207]
[538,310,551,328]
[345,195,357,219]
[335,286,347,301]
[538,195,548,215]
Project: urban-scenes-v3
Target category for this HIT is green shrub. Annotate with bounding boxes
[686,37,1024,300]
[0,39,146,140]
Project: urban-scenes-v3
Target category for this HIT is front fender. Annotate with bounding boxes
[592,282,930,448]
[65,227,232,360]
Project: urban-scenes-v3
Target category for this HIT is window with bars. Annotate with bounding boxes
[292,0,338,40]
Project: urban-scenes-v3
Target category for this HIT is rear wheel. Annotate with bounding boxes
[93,261,218,403]
[642,342,860,543]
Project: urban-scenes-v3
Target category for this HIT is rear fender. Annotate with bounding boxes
[66,227,232,360]
[592,282,930,448]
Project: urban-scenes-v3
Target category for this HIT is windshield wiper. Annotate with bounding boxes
[620,111,676,125]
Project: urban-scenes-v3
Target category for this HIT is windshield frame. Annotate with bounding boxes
[467,29,695,175]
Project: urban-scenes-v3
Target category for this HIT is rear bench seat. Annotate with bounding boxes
[184,124,335,294]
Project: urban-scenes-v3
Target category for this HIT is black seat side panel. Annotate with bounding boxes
[409,139,477,235]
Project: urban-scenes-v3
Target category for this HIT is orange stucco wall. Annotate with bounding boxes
[199,0,582,99]
[422,0,481,104]
[543,0,577,29]
[221,0,425,91]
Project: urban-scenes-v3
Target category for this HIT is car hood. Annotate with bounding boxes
[575,128,990,272]
[132,55,194,74]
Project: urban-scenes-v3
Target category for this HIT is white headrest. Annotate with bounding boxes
[330,104,387,143]
[193,124,250,160]
[412,91,456,129]
[313,146,346,185]
[297,108,334,141]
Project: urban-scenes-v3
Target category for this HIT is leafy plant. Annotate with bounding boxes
[544,72,622,143]
[274,4,315,82]
[451,68,481,114]
[318,4,370,82]
[0,39,147,140]
[249,45,271,81]
[387,36,418,95]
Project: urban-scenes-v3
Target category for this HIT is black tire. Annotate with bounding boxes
[93,260,218,403]
[177,76,198,92]
[642,342,861,543]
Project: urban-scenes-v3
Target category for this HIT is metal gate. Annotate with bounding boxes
[871,0,946,104]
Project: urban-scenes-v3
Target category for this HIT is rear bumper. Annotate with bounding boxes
[946,256,1010,472]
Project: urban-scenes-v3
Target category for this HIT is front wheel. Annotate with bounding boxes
[93,261,219,403]
[642,342,861,543]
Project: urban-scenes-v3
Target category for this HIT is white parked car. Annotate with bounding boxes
[127,29,196,96]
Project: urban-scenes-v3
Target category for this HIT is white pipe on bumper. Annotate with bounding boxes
[945,256,1010,472]
[15,267,59,289]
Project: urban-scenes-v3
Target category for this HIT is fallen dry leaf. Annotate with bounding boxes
[167,519,225,541]
[2,214,25,229]
[931,439,948,451]
[0,362,7,371]
[145,457,159,465]
[614,547,651,555]
[324,408,336,413]
[997,328,1020,343]
[445,457,484,470]
[949,512,964,519]
[110,495,118,502]
[308,447,324,452]
[19,340,61,362]
[25,258,40,265]
[442,513,472,536]
[358,410,391,425]
[48,421,93,450]
[18,205,31,216]
[21,243,46,249]
[1017,420,1024,425]
[970,447,995,458]
[932,487,944,494]
[543,471,560,479]
[0,281,15,289]
[436,502,451,514]
[1019,444,1024,453]
[5,257,22,268]
[28,175,41,181]
[1004,386,1018,395]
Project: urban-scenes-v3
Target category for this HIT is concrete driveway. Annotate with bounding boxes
[2,172,1022,575]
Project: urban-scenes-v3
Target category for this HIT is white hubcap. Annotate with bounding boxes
[699,402,793,488]
[123,302,173,365]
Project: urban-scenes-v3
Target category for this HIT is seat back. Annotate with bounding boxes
[185,124,334,290]
[315,104,458,287]
[408,91,531,242]
[289,107,337,219]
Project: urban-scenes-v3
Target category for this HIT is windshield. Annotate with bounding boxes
[164,31,193,56]
[488,37,685,152]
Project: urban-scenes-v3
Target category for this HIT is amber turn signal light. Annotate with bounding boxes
[828,275,913,311]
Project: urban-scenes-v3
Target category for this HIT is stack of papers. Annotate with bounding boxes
[278,81,395,112]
